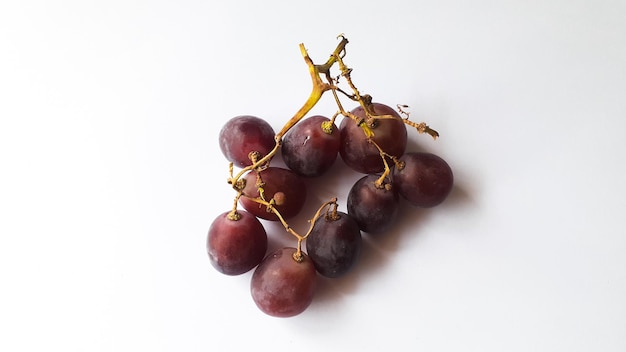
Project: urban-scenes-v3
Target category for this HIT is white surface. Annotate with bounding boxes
[1,1,625,351]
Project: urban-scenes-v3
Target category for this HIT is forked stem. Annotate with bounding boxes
[229,39,349,187]
[292,197,338,262]
[368,139,394,189]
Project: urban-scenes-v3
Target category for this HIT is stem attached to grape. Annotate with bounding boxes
[368,139,395,189]
[292,197,338,262]
[227,193,243,221]
[238,193,338,263]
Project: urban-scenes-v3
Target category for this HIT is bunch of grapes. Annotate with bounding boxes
[207,36,453,317]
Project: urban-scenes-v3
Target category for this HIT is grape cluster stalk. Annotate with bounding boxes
[207,35,454,317]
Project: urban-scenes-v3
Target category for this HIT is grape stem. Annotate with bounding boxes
[293,197,338,262]
[225,35,440,260]
[397,104,439,139]
[227,193,243,220]
[241,194,338,263]
[368,139,396,189]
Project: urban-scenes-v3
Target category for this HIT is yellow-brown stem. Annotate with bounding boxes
[368,139,393,188]
[403,119,440,139]
[293,197,338,262]
[227,193,242,220]
[229,40,348,188]
[242,195,339,243]
[293,239,305,262]
[302,197,338,240]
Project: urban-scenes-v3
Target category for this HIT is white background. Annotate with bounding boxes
[1,1,625,351]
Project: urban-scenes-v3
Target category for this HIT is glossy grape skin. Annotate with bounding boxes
[393,152,454,207]
[207,210,268,276]
[281,115,341,177]
[347,174,399,233]
[239,167,307,221]
[219,115,275,168]
[250,247,317,317]
[306,211,362,278]
[339,103,407,174]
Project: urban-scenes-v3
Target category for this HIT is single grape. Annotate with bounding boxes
[339,103,407,174]
[239,167,306,221]
[219,115,275,168]
[393,152,453,207]
[281,115,341,177]
[250,247,317,317]
[207,210,268,276]
[306,211,362,278]
[347,174,399,233]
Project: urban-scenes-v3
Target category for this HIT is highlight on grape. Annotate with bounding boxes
[206,35,453,317]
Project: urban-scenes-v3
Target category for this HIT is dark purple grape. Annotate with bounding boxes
[306,211,362,278]
[219,115,275,168]
[347,174,399,233]
[281,115,341,177]
[339,103,407,174]
[393,152,453,207]
[207,210,267,276]
[250,247,317,317]
[239,167,306,221]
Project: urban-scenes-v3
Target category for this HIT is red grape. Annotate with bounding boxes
[239,167,307,221]
[306,211,362,278]
[207,210,268,275]
[281,115,340,177]
[393,152,453,207]
[347,174,399,233]
[339,103,407,174]
[250,247,317,317]
[219,115,275,168]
